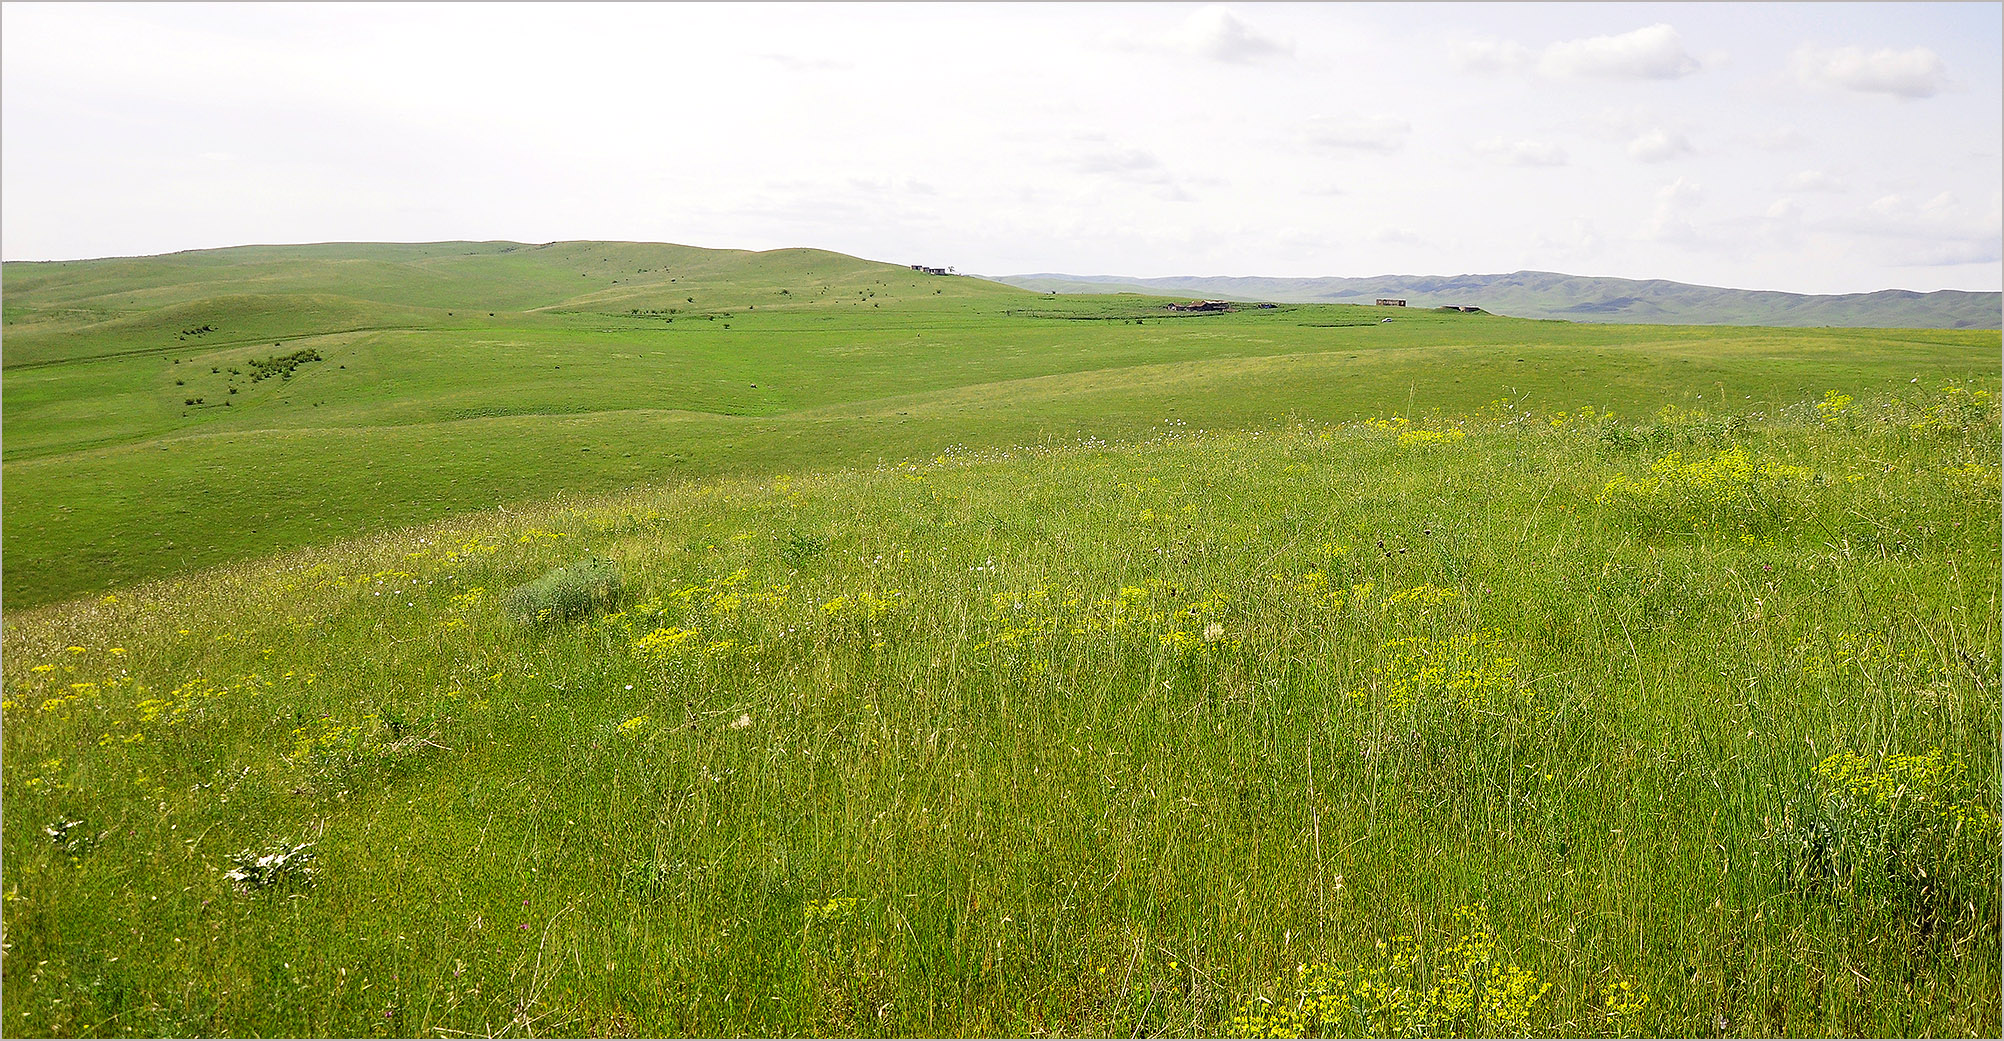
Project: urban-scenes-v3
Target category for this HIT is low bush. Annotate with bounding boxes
[504,557,623,625]
[1777,748,2000,940]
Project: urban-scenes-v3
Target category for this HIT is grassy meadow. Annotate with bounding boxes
[4,242,1992,609]
[2,242,2000,1037]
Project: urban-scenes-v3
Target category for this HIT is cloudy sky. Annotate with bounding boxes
[3,2,1999,294]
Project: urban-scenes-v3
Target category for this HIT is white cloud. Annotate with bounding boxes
[1890,239,2001,267]
[1754,127,1809,150]
[1538,24,1701,79]
[1627,128,1693,162]
[1865,191,1976,225]
[1791,44,1951,98]
[1458,24,1703,81]
[1298,115,1411,154]
[1451,38,1532,74]
[1922,191,1962,218]
[1867,193,1909,219]
[1780,170,1846,192]
[1584,105,1656,138]
[1068,147,1166,176]
[1821,195,2004,268]
[1168,5,1291,64]
[1755,197,1808,250]
[1645,177,1705,242]
[1658,177,1703,208]
[1474,138,1568,167]
[1803,190,2002,270]
[758,53,852,73]
[1530,217,1604,257]
[846,175,938,197]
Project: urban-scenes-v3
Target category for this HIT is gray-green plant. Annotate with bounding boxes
[504,557,623,625]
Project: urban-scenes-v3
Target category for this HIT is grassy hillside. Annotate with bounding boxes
[5,242,1996,609]
[992,271,2004,329]
[3,381,1996,1037]
[1,241,1021,369]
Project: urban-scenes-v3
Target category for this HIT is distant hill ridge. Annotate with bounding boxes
[989,269,2002,329]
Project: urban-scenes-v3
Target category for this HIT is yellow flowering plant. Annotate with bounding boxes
[1230,905,1551,1038]
[1780,747,2000,935]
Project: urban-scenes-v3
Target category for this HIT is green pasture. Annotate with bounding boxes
[2,381,1996,1037]
[1,243,1998,1037]
[3,242,1994,608]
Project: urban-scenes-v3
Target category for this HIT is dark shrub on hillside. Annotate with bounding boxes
[505,558,623,626]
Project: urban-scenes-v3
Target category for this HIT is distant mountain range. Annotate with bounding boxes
[986,270,2002,329]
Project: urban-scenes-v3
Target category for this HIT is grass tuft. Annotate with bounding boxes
[504,557,624,625]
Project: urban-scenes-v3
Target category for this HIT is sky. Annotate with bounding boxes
[2,1,1999,294]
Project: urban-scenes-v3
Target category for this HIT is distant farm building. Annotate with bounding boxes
[910,264,951,276]
[1375,298,1407,307]
[1440,305,1483,313]
[1168,300,1232,312]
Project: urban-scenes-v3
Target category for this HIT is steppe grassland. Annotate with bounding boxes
[6,242,1995,609]
[3,378,1997,1037]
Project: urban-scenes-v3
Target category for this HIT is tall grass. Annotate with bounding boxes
[3,382,1997,1037]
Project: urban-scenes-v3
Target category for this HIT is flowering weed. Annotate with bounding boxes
[1778,748,1999,937]
[1230,906,1551,1038]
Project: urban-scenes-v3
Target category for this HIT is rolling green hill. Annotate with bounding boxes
[1,240,1998,1037]
[4,241,1998,610]
[2,240,1023,369]
[992,270,2004,329]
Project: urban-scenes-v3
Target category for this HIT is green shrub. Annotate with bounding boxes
[777,529,827,568]
[505,557,623,625]
[1777,748,2000,939]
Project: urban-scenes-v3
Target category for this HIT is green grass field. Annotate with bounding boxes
[2,242,1999,1037]
[5,242,1992,610]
